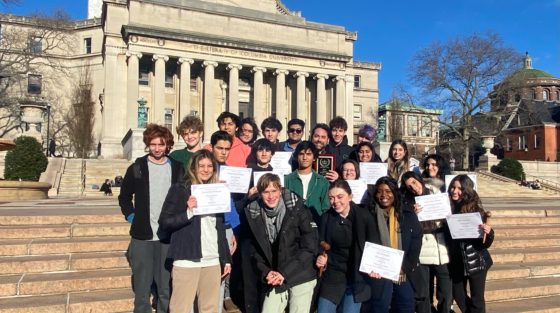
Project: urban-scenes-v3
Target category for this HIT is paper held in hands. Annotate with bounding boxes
[219,166,252,193]
[414,193,452,221]
[191,183,231,215]
[359,163,388,185]
[359,242,404,281]
[346,179,368,204]
[270,152,293,176]
[446,212,484,239]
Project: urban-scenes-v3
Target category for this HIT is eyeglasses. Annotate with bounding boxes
[288,128,303,134]
[241,128,253,133]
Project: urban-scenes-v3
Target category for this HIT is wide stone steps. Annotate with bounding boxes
[486,277,560,302]
[0,236,129,256]
[0,223,129,239]
[493,224,560,237]
[487,295,560,313]
[488,261,560,280]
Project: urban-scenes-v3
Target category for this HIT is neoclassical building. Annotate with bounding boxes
[0,0,381,158]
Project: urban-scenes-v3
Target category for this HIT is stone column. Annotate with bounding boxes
[126,51,142,130]
[252,67,267,122]
[203,61,219,136]
[314,74,329,124]
[152,54,169,124]
[334,75,346,117]
[274,69,289,125]
[227,64,242,114]
[101,47,127,158]
[178,57,194,120]
[295,71,309,121]
[345,75,354,145]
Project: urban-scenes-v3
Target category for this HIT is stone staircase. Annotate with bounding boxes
[0,199,132,313]
[82,159,131,198]
[57,159,84,198]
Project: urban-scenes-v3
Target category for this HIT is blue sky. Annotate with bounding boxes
[3,0,559,103]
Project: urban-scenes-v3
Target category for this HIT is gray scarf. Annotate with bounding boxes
[261,198,286,243]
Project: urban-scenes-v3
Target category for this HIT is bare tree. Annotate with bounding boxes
[0,11,74,137]
[66,65,95,158]
[409,32,520,169]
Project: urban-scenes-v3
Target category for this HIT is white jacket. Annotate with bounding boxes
[419,227,450,265]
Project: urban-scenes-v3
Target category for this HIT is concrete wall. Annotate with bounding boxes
[521,160,560,184]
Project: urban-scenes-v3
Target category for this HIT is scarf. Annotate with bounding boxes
[261,198,286,243]
[376,204,405,283]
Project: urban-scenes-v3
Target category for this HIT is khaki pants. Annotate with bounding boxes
[262,279,317,313]
[170,265,221,313]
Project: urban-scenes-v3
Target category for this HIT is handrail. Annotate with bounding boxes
[477,170,560,194]
[523,174,560,189]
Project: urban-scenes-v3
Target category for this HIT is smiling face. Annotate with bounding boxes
[358,145,373,162]
[238,123,254,144]
[375,183,395,209]
[261,183,281,209]
[391,144,406,161]
[449,180,463,202]
[311,128,329,151]
[329,187,352,217]
[219,117,237,137]
[331,127,346,145]
[405,177,423,196]
[341,162,357,180]
[182,128,203,150]
[148,137,168,160]
[425,158,439,178]
[288,125,304,142]
[196,157,214,183]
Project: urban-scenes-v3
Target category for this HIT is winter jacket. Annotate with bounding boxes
[284,170,330,223]
[240,188,318,293]
[118,155,184,241]
[158,182,231,265]
[326,136,353,169]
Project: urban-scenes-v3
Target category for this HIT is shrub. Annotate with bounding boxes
[4,136,48,181]
[494,158,524,181]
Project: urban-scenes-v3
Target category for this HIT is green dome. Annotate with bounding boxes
[505,68,556,84]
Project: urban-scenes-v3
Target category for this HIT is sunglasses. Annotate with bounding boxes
[288,128,303,134]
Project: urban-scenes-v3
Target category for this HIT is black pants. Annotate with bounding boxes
[451,268,487,313]
[416,264,452,313]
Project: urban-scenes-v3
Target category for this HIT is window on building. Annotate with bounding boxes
[353,104,362,121]
[27,74,42,94]
[30,37,42,54]
[534,134,540,149]
[0,24,3,41]
[190,78,198,91]
[556,91,560,101]
[518,135,527,151]
[543,90,550,101]
[138,58,150,86]
[164,108,174,130]
[407,115,418,136]
[165,61,177,88]
[354,75,361,88]
[84,37,92,54]
[506,137,512,152]
[420,116,431,137]
[531,90,536,100]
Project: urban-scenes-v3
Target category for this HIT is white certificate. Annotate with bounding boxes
[219,166,252,193]
[347,179,368,203]
[253,171,285,186]
[359,241,404,281]
[414,193,452,221]
[270,152,293,175]
[191,183,231,215]
[359,163,388,185]
[446,212,483,239]
[445,174,477,191]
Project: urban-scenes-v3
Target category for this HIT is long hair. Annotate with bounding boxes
[186,150,219,185]
[387,139,410,181]
[421,153,450,180]
[339,159,360,179]
[372,176,403,218]
[400,171,428,199]
[356,141,376,162]
[448,174,484,215]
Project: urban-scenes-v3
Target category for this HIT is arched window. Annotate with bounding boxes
[543,89,549,100]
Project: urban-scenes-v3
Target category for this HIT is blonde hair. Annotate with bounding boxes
[186,150,219,185]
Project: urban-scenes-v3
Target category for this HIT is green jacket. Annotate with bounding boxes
[284,170,330,223]
[169,148,193,172]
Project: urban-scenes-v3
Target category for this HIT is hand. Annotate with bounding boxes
[316,254,328,268]
[414,204,423,215]
[248,187,258,197]
[186,196,197,211]
[221,264,231,279]
[229,235,237,255]
[266,271,285,286]
[368,272,381,279]
[325,170,339,182]
[479,223,492,234]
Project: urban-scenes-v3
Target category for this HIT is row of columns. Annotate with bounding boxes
[125,51,352,135]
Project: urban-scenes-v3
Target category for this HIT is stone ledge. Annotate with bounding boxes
[0,181,51,201]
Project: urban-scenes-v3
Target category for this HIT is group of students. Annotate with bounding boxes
[118,112,494,313]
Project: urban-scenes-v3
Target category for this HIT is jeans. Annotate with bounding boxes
[318,287,361,313]
[369,280,415,313]
[128,238,170,313]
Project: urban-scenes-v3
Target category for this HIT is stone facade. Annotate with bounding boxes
[0,0,380,158]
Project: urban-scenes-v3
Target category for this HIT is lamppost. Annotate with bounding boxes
[45,102,51,157]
